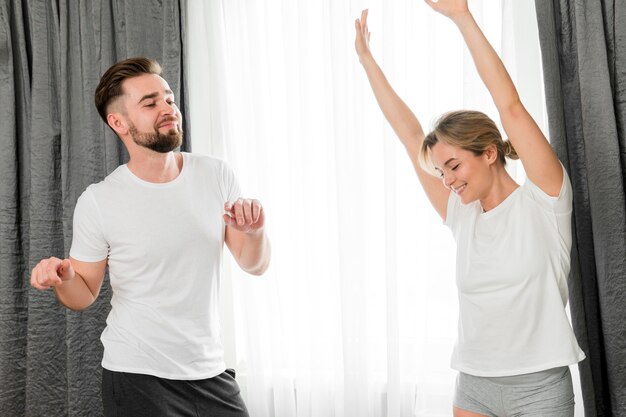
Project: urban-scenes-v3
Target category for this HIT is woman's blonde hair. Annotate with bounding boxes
[419,110,518,175]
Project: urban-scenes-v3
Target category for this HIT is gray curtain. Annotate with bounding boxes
[535,1,626,416]
[0,1,189,415]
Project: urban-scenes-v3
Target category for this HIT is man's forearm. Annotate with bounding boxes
[54,272,98,311]
[237,230,271,276]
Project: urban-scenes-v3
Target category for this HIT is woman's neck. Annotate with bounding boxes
[480,167,519,212]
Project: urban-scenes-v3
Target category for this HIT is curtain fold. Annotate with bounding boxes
[0,1,32,416]
[0,1,188,415]
[535,1,626,416]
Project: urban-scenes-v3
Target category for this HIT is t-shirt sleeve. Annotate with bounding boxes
[219,160,242,202]
[69,188,109,262]
[524,163,573,215]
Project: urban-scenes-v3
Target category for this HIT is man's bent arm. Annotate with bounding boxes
[31,256,107,311]
[225,228,271,276]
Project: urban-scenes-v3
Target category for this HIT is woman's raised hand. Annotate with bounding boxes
[424,0,469,21]
[354,9,372,61]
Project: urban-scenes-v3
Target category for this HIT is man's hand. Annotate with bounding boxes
[223,198,265,234]
[31,257,75,290]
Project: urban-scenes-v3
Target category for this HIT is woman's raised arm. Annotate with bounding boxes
[355,9,450,219]
[425,0,563,196]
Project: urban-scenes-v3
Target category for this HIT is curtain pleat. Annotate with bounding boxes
[535,1,626,415]
[0,1,32,416]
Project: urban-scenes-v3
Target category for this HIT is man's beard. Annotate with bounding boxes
[129,121,183,153]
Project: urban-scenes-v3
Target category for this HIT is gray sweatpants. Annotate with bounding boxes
[102,368,249,417]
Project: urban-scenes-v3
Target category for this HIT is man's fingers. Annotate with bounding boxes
[30,257,67,290]
[243,200,253,224]
[251,200,259,223]
[223,200,236,226]
[252,200,262,223]
[46,261,62,280]
[45,262,64,287]
[224,198,264,230]
[60,259,69,276]
[44,276,62,288]
[224,200,244,224]
[31,264,52,290]
[234,199,245,225]
[30,264,42,288]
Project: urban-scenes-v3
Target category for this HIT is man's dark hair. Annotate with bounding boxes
[94,57,162,123]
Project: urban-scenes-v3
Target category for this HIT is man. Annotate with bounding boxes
[30,57,270,416]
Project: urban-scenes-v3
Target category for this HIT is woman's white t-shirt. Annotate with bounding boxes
[445,165,585,377]
[70,153,241,380]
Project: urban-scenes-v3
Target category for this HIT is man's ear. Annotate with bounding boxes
[107,112,129,136]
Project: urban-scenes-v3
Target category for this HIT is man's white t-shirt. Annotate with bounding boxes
[70,152,240,380]
[445,165,585,377]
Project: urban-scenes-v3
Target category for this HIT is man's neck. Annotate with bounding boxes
[127,151,183,183]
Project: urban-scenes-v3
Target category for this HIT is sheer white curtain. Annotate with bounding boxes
[185,1,580,416]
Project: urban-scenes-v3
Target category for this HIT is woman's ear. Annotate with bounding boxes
[484,144,499,165]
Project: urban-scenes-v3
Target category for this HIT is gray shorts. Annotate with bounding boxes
[454,367,574,417]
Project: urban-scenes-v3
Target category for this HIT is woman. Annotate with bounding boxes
[354,1,585,416]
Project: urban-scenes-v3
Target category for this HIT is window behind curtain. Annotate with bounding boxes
[185,1,582,416]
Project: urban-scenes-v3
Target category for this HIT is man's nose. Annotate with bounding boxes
[159,100,176,115]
